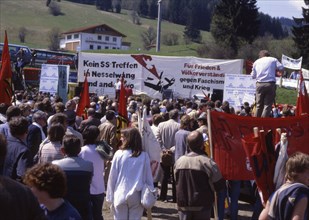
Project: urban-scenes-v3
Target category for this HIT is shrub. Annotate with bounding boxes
[162,32,179,46]
[141,26,156,50]
[48,28,60,50]
[49,1,62,16]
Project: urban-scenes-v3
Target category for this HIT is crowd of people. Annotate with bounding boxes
[0,86,307,220]
[0,49,307,220]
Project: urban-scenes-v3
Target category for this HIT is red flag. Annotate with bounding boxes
[0,31,13,105]
[76,75,90,119]
[295,72,309,116]
[210,111,309,180]
[117,76,128,129]
[242,131,276,203]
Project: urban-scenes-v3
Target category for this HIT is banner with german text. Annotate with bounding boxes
[78,53,243,99]
[210,111,309,180]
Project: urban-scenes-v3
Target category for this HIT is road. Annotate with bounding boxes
[102,184,255,220]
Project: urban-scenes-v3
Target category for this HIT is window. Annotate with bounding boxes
[74,34,79,39]
[98,35,102,40]
[105,36,109,41]
[89,45,94,50]
[105,46,109,49]
[97,45,101,50]
[67,35,72,40]
[113,37,117,42]
[112,47,116,49]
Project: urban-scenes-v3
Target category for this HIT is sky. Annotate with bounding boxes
[257,0,307,19]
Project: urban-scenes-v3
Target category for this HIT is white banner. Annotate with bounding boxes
[281,54,302,70]
[39,64,69,100]
[39,64,59,94]
[78,53,243,99]
[276,77,309,92]
[223,74,256,109]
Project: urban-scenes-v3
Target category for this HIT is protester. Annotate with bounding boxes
[37,123,65,163]
[47,102,65,127]
[78,108,101,133]
[0,133,46,220]
[174,131,225,220]
[27,110,47,160]
[106,127,154,220]
[289,70,300,80]
[98,110,118,151]
[64,110,83,146]
[0,105,21,138]
[251,50,284,117]
[3,116,32,182]
[23,163,82,220]
[174,115,192,162]
[52,135,93,220]
[156,109,180,202]
[80,126,106,220]
[259,152,309,220]
[114,78,121,100]
[0,103,8,124]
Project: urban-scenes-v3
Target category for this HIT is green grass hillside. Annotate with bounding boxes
[0,0,212,56]
[0,0,299,105]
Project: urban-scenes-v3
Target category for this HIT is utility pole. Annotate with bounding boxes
[156,0,162,52]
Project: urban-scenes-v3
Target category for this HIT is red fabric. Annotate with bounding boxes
[76,75,90,119]
[210,111,309,180]
[241,131,276,202]
[0,31,13,105]
[295,72,309,116]
[117,76,128,129]
[245,60,253,75]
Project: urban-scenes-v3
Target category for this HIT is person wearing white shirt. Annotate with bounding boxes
[79,126,105,220]
[289,70,300,80]
[251,50,284,117]
[114,78,121,100]
[106,127,154,220]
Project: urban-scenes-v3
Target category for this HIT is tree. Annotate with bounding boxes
[48,28,61,50]
[167,0,187,25]
[114,0,121,13]
[183,0,202,43]
[48,1,62,16]
[130,11,141,25]
[138,0,148,17]
[292,1,309,69]
[258,13,288,39]
[96,0,112,11]
[18,27,27,43]
[148,0,157,19]
[140,26,156,50]
[210,0,260,54]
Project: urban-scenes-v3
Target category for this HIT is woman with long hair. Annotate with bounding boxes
[106,127,154,220]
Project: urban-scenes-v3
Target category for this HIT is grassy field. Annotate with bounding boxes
[276,86,297,105]
[0,0,211,55]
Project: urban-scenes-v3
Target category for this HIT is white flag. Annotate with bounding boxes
[138,107,161,178]
[281,54,302,70]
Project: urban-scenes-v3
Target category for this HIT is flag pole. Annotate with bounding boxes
[207,109,218,219]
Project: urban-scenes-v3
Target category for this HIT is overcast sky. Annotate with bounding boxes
[257,0,307,19]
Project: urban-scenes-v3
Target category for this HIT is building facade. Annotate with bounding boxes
[60,24,130,51]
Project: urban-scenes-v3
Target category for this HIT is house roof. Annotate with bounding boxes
[62,24,126,37]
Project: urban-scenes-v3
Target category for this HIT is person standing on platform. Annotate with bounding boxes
[251,50,284,117]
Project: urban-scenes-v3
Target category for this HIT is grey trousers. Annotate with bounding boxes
[255,82,276,117]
